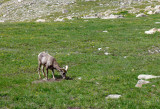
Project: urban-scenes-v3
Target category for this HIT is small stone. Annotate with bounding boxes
[138,74,160,80]
[147,11,153,15]
[78,77,82,80]
[124,56,127,58]
[104,52,110,55]
[36,19,45,22]
[136,13,147,17]
[145,28,157,34]
[103,31,108,33]
[98,48,102,50]
[152,85,156,87]
[106,94,121,99]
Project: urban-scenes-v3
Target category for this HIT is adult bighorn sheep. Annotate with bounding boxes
[38,52,68,80]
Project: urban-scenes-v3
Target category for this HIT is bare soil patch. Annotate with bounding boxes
[32,77,73,84]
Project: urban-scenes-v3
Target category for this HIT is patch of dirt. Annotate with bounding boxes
[32,77,73,84]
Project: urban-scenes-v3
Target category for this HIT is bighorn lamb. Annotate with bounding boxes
[38,52,68,80]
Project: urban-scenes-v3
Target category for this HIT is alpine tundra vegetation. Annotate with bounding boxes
[1,0,160,109]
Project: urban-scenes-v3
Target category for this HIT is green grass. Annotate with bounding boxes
[1,14,160,108]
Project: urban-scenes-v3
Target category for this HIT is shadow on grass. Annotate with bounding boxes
[32,75,74,84]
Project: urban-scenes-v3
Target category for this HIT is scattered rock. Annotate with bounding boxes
[81,16,98,19]
[78,77,82,80]
[98,48,102,50]
[36,19,46,22]
[54,18,64,22]
[62,9,69,14]
[155,22,160,24]
[136,13,147,17]
[135,80,150,88]
[18,0,22,3]
[124,56,127,58]
[145,6,152,11]
[152,85,156,87]
[103,31,108,33]
[145,28,158,34]
[154,5,160,10]
[138,74,160,80]
[106,94,121,99]
[104,52,110,55]
[66,16,72,20]
[101,14,123,19]
[147,11,153,15]
[0,20,4,23]
[154,10,160,14]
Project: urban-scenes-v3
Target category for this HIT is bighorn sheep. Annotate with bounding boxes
[38,52,68,80]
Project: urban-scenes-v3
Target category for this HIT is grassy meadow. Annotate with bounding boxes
[1,14,160,108]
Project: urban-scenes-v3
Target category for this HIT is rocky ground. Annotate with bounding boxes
[0,0,160,22]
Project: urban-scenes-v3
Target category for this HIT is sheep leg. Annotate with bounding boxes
[52,69,55,80]
[42,65,46,77]
[46,68,49,80]
[38,63,42,79]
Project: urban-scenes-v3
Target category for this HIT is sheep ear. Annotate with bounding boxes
[65,65,68,71]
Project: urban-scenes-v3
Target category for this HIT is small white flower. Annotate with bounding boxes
[124,56,127,58]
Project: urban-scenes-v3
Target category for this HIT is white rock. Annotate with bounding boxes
[155,5,160,10]
[145,28,157,34]
[136,13,147,17]
[0,20,4,23]
[103,31,108,33]
[145,6,152,11]
[104,52,110,55]
[154,10,160,14]
[54,18,64,22]
[101,14,123,19]
[106,94,121,99]
[138,74,160,80]
[81,16,97,19]
[147,11,153,15]
[98,48,102,50]
[135,80,150,88]
[36,19,45,22]
[18,0,22,2]
[78,77,82,80]
[124,56,127,58]
[66,16,72,20]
